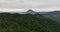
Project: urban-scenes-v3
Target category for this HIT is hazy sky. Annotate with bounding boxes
[0,0,60,12]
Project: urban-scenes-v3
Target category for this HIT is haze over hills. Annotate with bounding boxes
[12,10,60,15]
[42,10,60,24]
[16,9,53,14]
[0,9,60,15]
[42,10,60,14]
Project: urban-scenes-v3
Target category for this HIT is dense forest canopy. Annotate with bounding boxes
[0,13,60,32]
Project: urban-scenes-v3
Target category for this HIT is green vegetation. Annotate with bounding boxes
[0,13,60,32]
[43,15,60,24]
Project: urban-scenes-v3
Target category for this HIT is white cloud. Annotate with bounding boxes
[0,0,60,12]
[0,8,27,12]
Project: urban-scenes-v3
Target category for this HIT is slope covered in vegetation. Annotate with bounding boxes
[43,14,60,24]
[0,13,60,32]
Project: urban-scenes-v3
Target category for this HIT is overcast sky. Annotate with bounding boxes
[0,0,60,12]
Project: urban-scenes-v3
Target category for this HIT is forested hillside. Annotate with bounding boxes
[0,13,60,32]
[43,14,60,24]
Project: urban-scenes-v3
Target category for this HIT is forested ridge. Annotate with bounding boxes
[0,13,60,32]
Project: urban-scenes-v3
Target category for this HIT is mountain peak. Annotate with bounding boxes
[27,9,34,12]
[26,9,36,14]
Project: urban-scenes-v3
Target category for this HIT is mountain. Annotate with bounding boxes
[26,9,37,14]
[42,11,60,15]
[0,9,48,14]
[16,9,37,14]
[13,9,49,14]
[0,13,60,32]
[38,12,48,14]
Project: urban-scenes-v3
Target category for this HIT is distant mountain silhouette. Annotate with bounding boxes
[27,9,35,12]
[43,11,60,15]
[0,10,60,15]
[17,9,48,14]
[16,9,37,14]
[26,9,37,14]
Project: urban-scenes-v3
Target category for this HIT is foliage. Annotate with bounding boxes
[0,13,60,32]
